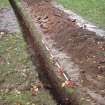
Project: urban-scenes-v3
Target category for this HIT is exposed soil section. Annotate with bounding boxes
[22,0,105,105]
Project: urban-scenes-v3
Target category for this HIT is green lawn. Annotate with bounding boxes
[57,0,105,29]
[0,0,10,9]
[0,32,57,105]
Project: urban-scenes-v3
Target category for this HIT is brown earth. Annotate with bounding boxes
[22,0,105,104]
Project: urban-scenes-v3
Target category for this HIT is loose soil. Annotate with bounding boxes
[22,0,105,105]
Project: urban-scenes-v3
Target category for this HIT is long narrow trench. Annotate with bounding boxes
[22,1,105,105]
[9,0,105,105]
[8,0,76,105]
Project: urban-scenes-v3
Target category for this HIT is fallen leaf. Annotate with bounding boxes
[97,75,104,80]
[16,102,22,105]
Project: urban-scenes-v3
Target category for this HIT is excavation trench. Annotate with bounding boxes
[22,1,105,105]
[9,0,105,105]
[9,0,80,105]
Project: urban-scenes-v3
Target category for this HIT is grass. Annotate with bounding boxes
[0,91,55,105]
[0,33,57,105]
[0,0,10,9]
[57,0,105,29]
[0,91,57,105]
[0,91,32,105]
[0,33,29,71]
[0,1,57,104]
[0,33,32,104]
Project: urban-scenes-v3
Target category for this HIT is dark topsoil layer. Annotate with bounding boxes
[23,0,105,96]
